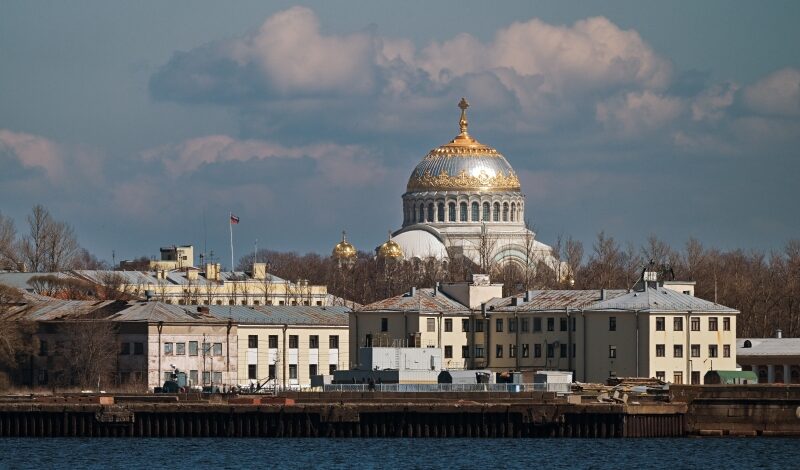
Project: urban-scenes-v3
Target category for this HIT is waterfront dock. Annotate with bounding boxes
[0,385,797,438]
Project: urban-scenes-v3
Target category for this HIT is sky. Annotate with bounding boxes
[1,1,799,267]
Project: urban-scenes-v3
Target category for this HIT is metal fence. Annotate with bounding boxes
[319,383,571,393]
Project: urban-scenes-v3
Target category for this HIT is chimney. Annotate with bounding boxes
[434,281,439,296]
[775,328,783,339]
[410,286,417,297]
[481,303,487,318]
[601,288,608,301]
[524,290,534,302]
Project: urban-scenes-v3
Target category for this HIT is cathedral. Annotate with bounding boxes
[378,98,561,273]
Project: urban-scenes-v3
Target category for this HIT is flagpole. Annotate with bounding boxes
[229,212,234,273]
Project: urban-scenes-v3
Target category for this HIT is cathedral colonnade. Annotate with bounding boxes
[403,194,525,225]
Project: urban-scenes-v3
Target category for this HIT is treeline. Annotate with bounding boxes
[0,205,107,272]
[239,234,800,339]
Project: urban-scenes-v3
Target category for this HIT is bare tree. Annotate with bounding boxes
[19,205,80,272]
[62,321,117,389]
[0,212,20,270]
[0,285,33,389]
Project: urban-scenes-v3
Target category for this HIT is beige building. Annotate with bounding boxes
[737,333,800,383]
[352,275,738,384]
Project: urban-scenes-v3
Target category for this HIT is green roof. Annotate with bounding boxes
[707,370,758,383]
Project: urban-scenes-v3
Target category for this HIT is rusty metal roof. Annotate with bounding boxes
[360,288,469,313]
[488,290,627,312]
[0,299,222,323]
[207,305,350,326]
[589,287,738,314]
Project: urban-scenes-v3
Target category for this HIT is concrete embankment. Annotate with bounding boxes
[0,386,796,438]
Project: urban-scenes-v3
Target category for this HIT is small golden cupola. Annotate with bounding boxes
[377,232,404,260]
[332,231,357,261]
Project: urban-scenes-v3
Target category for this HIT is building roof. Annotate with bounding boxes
[359,288,468,313]
[587,287,738,314]
[73,269,286,288]
[207,305,349,326]
[737,338,800,357]
[0,299,223,323]
[488,289,627,312]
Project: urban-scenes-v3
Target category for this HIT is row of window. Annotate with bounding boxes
[161,341,223,357]
[172,299,323,306]
[247,364,338,380]
[445,343,577,359]
[654,343,731,358]
[165,370,223,385]
[246,335,339,349]
[654,371,705,385]
[654,316,731,332]
[415,317,578,334]
[405,201,523,224]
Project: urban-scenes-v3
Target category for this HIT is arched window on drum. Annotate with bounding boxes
[448,202,456,222]
[471,202,479,221]
[427,203,434,222]
[493,202,500,222]
[460,202,468,222]
[437,202,445,222]
[510,203,516,222]
[418,203,425,223]
[482,202,490,222]
[503,203,509,222]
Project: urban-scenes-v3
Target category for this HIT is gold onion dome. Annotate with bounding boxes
[378,233,404,260]
[406,98,521,193]
[332,231,357,260]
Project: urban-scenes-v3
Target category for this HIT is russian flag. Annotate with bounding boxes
[230,214,240,224]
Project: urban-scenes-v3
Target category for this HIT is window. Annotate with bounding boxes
[509,318,517,332]
[521,318,529,333]
[427,203,434,222]
[608,317,617,331]
[212,372,222,384]
[723,317,731,331]
[496,318,503,332]
[547,318,554,331]
[427,318,436,332]
[493,202,500,222]
[708,345,718,358]
[213,343,223,356]
[309,364,318,377]
[656,317,665,331]
[534,344,542,358]
[189,370,198,385]
[510,202,516,222]
[202,342,211,356]
[248,364,257,380]
[39,340,48,356]
[460,202,468,221]
[560,344,567,358]
[462,345,470,358]
[444,345,453,358]
[691,344,700,357]
[448,202,456,222]
[120,343,130,355]
[188,341,198,356]
[656,371,665,381]
[418,204,424,223]
[289,365,298,379]
[608,345,617,358]
[571,317,577,331]
[202,371,211,384]
[656,344,665,357]
[329,365,337,375]
[474,346,485,358]
[522,344,529,358]
[437,203,445,222]
[723,344,731,358]
[482,202,490,221]
[134,342,144,355]
[164,371,173,382]
[310,335,319,349]
[248,335,258,348]
[381,318,389,332]
[444,318,453,332]
[269,335,278,348]
[329,335,339,349]
[471,202,479,221]
[547,344,555,358]
[462,319,470,332]
[510,344,517,358]
[691,371,701,385]
[533,318,542,332]
[560,318,567,331]
[691,317,700,331]
[475,320,484,332]
[674,345,683,358]
[709,317,718,331]
[268,365,276,379]
[502,203,509,221]
[289,335,298,349]
[496,344,503,358]
[674,317,683,331]
[176,343,185,355]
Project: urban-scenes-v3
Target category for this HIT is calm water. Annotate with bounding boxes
[0,438,798,469]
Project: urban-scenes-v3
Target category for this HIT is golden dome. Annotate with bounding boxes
[406,98,521,192]
[378,233,404,260]
[332,231,357,260]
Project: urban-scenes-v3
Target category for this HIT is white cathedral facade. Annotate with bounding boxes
[384,98,561,273]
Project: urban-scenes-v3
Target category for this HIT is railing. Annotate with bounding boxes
[319,383,571,393]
